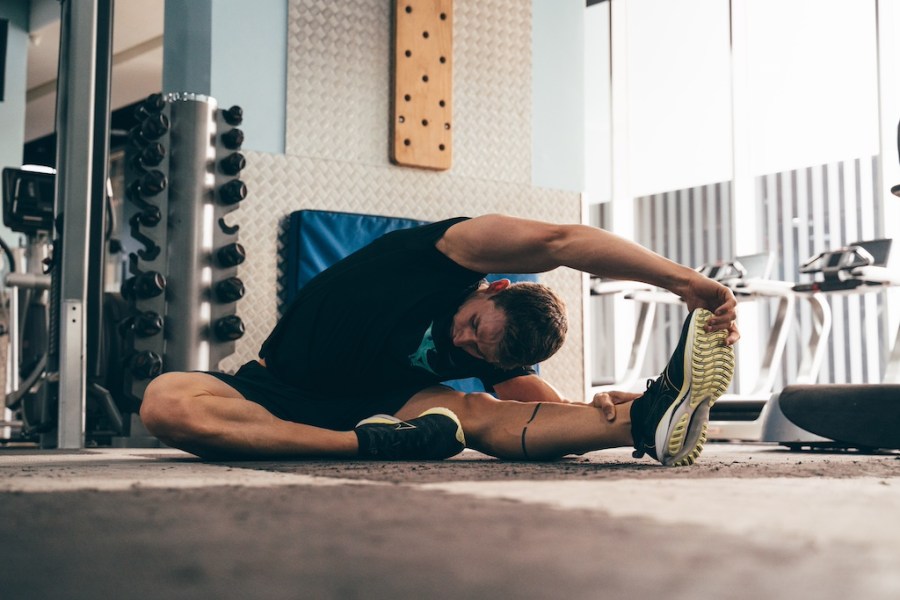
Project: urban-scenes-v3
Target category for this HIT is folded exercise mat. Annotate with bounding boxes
[285,211,429,299]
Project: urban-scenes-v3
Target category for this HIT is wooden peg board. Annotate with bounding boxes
[391,0,453,171]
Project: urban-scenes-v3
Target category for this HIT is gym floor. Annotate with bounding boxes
[1,444,898,600]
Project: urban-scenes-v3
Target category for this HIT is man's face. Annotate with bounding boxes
[450,292,507,365]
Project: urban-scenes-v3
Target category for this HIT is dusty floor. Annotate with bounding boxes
[1,443,898,600]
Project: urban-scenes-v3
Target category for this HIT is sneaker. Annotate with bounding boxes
[631,309,735,466]
[354,407,466,460]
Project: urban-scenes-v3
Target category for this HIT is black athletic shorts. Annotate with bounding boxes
[206,360,429,431]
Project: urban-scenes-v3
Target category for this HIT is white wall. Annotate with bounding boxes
[532,0,585,192]
[743,0,879,175]
[588,0,881,198]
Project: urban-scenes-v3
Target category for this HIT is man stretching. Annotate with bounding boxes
[141,214,739,466]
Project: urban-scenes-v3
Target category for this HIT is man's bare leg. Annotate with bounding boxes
[396,387,633,460]
[140,371,359,459]
[142,373,629,461]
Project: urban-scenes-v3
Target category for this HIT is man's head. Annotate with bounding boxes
[450,279,568,369]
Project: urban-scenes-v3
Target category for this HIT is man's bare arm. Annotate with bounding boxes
[437,214,739,343]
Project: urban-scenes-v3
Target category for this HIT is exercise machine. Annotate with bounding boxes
[702,253,798,441]
[1,1,249,448]
[761,239,900,450]
[588,251,796,438]
[588,278,657,393]
[0,167,53,444]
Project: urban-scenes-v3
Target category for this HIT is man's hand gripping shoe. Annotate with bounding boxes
[630,309,735,467]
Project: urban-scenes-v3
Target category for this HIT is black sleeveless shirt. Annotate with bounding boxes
[259,217,531,398]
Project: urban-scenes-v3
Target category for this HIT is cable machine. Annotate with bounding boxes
[1,0,247,449]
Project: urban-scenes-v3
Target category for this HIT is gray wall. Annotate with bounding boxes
[163,0,287,154]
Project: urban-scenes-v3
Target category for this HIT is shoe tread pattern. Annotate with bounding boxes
[668,309,735,467]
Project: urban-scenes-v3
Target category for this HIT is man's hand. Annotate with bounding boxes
[676,275,741,346]
[592,390,641,422]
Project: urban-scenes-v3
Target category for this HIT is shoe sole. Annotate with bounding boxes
[656,309,735,467]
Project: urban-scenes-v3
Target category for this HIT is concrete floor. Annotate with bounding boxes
[1,444,899,600]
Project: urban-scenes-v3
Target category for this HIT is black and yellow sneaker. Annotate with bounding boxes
[354,407,466,460]
[630,309,735,467]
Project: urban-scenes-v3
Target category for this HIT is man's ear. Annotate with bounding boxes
[486,278,511,294]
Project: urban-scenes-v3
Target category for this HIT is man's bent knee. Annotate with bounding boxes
[458,392,508,435]
[140,373,203,442]
[461,392,499,411]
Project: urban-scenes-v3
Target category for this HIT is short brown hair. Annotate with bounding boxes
[489,282,568,369]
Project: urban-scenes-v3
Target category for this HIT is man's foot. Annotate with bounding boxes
[354,407,466,460]
[631,309,735,466]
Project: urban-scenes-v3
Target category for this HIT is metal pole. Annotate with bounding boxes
[88,0,114,381]
[53,0,112,449]
[163,95,218,372]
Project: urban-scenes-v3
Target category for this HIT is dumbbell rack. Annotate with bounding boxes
[122,93,248,416]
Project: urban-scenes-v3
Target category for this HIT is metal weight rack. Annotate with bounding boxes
[120,93,248,443]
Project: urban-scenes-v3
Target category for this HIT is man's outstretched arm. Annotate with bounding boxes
[436,214,740,344]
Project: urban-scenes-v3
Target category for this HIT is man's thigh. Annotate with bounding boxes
[150,371,249,400]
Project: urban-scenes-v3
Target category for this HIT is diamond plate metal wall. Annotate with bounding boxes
[286,0,392,166]
[286,0,531,184]
[227,0,585,401]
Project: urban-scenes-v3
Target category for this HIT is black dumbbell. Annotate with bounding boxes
[219,179,247,205]
[131,351,163,380]
[134,311,163,337]
[221,128,244,150]
[222,105,243,126]
[133,93,166,120]
[216,242,246,267]
[133,142,166,169]
[133,271,166,299]
[140,113,170,141]
[214,315,245,341]
[127,170,167,200]
[219,152,246,176]
[215,277,245,303]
